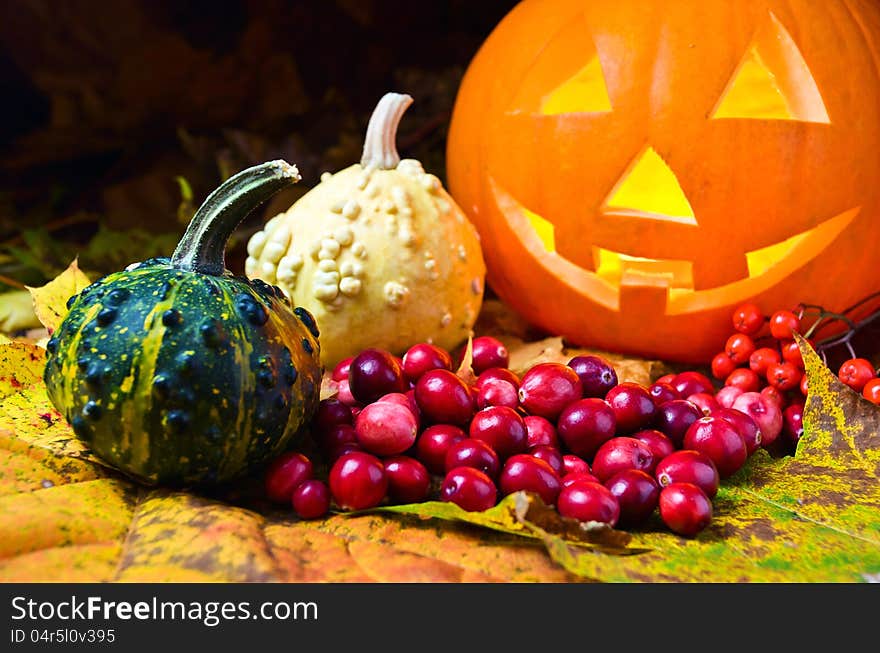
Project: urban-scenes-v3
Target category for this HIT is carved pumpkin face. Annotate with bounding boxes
[447,0,880,362]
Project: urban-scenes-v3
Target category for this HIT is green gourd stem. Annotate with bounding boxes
[171,160,300,275]
[360,92,414,170]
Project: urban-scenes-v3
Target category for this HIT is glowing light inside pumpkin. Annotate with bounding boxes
[540,58,612,114]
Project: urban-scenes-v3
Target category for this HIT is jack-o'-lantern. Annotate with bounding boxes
[447,0,880,363]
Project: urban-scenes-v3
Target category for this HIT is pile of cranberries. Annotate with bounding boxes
[263,335,784,538]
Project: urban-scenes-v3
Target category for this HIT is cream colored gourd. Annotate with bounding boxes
[245,92,486,368]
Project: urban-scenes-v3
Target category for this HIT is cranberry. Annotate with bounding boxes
[561,471,600,487]
[445,438,501,478]
[264,452,313,503]
[469,406,528,459]
[782,403,804,448]
[376,391,421,423]
[562,454,590,476]
[760,384,787,410]
[648,381,679,407]
[335,378,359,407]
[476,379,519,410]
[605,469,660,527]
[518,363,583,420]
[415,424,466,475]
[659,482,712,537]
[713,406,762,455]
[498,454,562,506]
[725,368,761,393]
[319,423,359,461]
[529,445,564,476]
[683,416,748,478]
[329,441,364,462]
[732,302,765,336]
[654,450,720,498]
[591,437,656,482]
[605,383,656,434]
[414,369,474,426]
[632,429,675,462]
[354,400,419,456]
[732,391,783,447]
[687,392,719,416]
[440,467,497,512]
[715,385,744,409]
[331,357,353,382]
[711,352,737,380]
[557,398,617,460]
[524,415,559,449]
[328,451,388,511]
[567,355,618,398]
[291,479,331,519]
[348,348,408,403]
[671,371,715,398]
[314,398,353,434]
[475,367,520,390]
[653,399,702,447]
[384,456,431,504]
[471,336,510,374]
[655,373,677,386]
[402,343,452,384]
[557,481,619,526]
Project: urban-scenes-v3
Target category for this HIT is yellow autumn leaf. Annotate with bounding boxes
[26,258,92,335]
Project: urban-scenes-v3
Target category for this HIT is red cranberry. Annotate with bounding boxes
[499,454,562,506]
[557,398,617,460]
[445,438,501,478]
[562,471,600,487]
[713,407,762,456]
[749,347,782,375]
[384,456,431,504]
[605,469,660,527]
[476,378,519,410]
[265,452,313,503]
[319,423,359,461]
[557,481,620,526]
[671,371,715,398]
[632,429,675,462]
[648,381,679,407]
[654,450,720,498]
[524,415,559,449]
[782,403,804,448]
[475,367,520,390]
[349,348,407,404]
[518,363,583,420]
[562,454,590,476]
[659,482,712,537]
[335,378,359,407]
[329,441,364,462]
[314,398,353,433]
[376,392,421,427]
[687,392,719,416]
[605,383,657,434]
[291,479,331,519]
[655,373,677,386]
[731,391,783,447]
[683,416,748,478]
[653,399,702,447]
[760,385,787,410]
[568,355,618,398]
[529,445,564,476]
[414,369,475,426]
[440,467,497,512]
[469,405,528,459]
[715,385,744,409]
[415,424,466,475]
[328,451,388,511]
[592,437,656,482]
[725,368,761,393]
[471,336,510,374]
[402,343,452,383]
[332,357,353,381]
[355,401,419,456]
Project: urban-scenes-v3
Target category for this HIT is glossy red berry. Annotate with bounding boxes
[655,450,720,498]
[653,399,702,447]
[469,406,528,460]
[402,343,452,384]
[659,482,712,537]
[518,363,583,420]
[335,378,359,407]
[632,429,676,463]
[561,454,590,476]
[557,398,617,459]
[749,347,782,375]
[529,445,564,476]
[471,336,510,375]
[760,384,787,410]
[767,361,802,392]
[475,367,520,390]
[349,348,407,403]
[384,456,431,504]
[838,358,876,392]
[683,416,748,478]
[567,355,618,398]
[671,371,715,399]
[318,423,359,461]
[725,367,761,393]
[712,407,762,456]
[291,480,331,519]
[800,373,809,396]
[314,398,354,434]
[445,438,501,478]
[605,469,660,527]
[414,369,475,426]
[499,454,562,506]
[329,452,388,511]
[769,310,800,340]
[440,467,497,512]
[524,415,559,450]
[331,357,353,382]
[377,391,420,420]
[732,391,783,447]
[781,403,805,448]
[648,381,679,407]
[476,379,519,410]
[687,392,719,416]
[591,437,656,483]
[265,452,314,504]
[605,382,657,434]
[655,373,677,386]
[732,302,764,336]
[780,339,806,370]
[355,401,419,456]
[725,333,756,366]
[415,424,466,475]
[711,352,737,380]
[557,481,619,526]
[863,378,880,405]
[561,471,601,487]
[714,385,744,409]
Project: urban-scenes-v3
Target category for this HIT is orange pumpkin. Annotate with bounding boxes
[447,0,880,363]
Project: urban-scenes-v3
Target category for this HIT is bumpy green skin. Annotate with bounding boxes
[43,256,322,487]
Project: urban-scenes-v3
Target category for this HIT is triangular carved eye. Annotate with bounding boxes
[509,16,612,115]
[710,12,829,123]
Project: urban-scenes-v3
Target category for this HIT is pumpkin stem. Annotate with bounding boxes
[360,92,414,170]
[171,160,300,275]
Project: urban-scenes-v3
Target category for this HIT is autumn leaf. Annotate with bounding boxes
[26,258,91,334]
[0,290,43,334]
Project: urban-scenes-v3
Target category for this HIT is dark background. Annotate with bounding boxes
[0,0,519,287]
